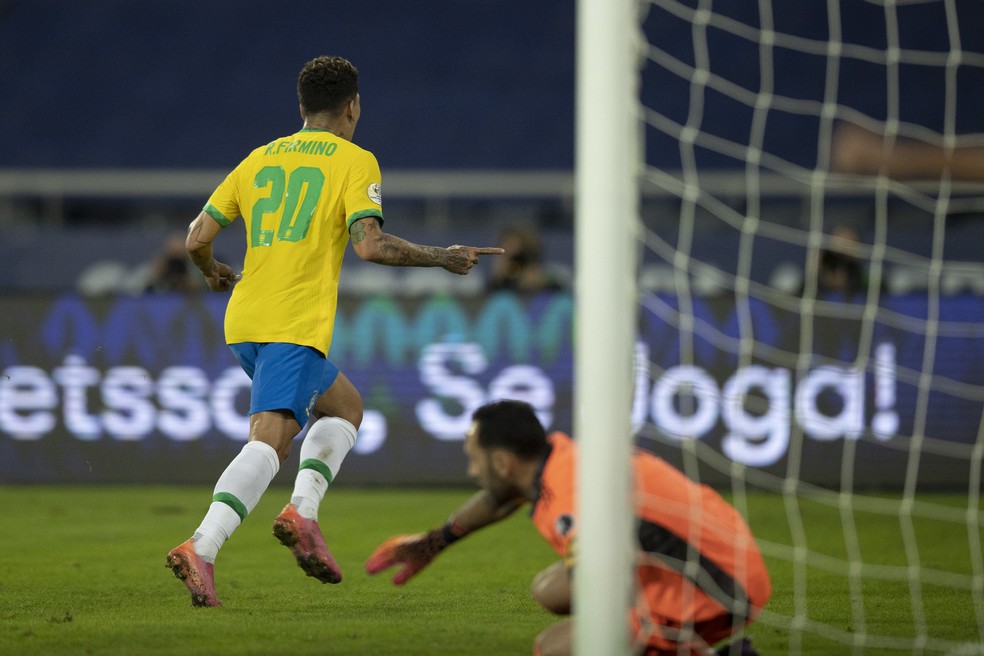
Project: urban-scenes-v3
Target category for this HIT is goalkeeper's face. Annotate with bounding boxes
[464,422,524,504]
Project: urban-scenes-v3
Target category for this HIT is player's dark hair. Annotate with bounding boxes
[472,400,550,461]
[297,56,359,116]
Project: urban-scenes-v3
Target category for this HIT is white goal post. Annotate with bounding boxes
[574,0,639,654]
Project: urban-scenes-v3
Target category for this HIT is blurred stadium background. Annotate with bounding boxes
[1,0,983,493]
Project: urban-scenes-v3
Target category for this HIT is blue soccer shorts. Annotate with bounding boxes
[228,342,340,427]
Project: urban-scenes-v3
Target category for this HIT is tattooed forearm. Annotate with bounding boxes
[352,216,447,267]
[377,236,445,266]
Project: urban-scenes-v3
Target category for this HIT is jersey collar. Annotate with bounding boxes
[528,443,554,516]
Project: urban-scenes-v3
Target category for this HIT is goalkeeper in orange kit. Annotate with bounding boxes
[366,400,771,656]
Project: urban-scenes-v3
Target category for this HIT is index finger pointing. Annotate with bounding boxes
[474,247,506,255]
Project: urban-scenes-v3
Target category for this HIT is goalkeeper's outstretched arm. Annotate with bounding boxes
[450,489,526,532]
[365,490,524,585]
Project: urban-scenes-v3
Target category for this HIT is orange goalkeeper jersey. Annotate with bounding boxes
[529,432,771,646]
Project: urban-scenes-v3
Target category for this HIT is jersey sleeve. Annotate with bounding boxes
[202,166,243,228]
[344,150,384,230]
[532,434,579,566]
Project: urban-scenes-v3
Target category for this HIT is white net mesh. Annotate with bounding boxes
[633,0,984,653]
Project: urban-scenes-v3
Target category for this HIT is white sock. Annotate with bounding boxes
[193,440,280,562]
[290,417,358,520]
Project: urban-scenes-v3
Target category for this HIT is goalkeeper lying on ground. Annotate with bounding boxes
[366,399,772,656]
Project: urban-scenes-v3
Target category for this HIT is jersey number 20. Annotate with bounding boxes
[251,165,325,247]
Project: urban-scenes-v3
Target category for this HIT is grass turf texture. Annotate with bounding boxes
[0,486,980,655]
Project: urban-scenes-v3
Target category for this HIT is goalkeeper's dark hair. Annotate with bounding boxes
[297,56,359,116]
[471,400,550,461]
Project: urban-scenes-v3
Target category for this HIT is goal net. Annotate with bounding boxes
[599,0,984,653]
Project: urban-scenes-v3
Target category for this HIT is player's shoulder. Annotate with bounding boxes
[238,138,280,163]
[335,138,379,164]
[547,431,574,449]
[545,432,576,473]
[336,136,374,156]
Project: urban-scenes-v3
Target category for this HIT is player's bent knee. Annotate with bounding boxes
[312,373,364,428]
[531,561,571,615]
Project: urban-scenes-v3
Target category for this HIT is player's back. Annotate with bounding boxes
[633,449,772,621]
[531,434,770,622]
[205,128,383,355]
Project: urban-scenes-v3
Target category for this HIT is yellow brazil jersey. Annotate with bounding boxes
[203,127,383,356]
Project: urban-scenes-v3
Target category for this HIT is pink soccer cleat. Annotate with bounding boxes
[272,504,343,584]
[165,538,221,607]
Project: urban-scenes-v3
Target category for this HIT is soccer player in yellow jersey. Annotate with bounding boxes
[165,55,503,607]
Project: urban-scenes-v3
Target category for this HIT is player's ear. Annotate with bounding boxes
[347,96,359,121]
[490,449,514,478]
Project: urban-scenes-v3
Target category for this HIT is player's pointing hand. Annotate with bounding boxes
[443,245,506,275]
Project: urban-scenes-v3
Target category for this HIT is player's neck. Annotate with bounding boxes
[517,462,541,502]
[302,119,348,141]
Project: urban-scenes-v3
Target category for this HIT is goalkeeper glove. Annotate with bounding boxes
[365,521,467,585]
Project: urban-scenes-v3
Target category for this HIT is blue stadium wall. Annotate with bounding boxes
[0,0,576,170]
[2,0,982,172]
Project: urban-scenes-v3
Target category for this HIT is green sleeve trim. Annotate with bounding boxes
[203,203,233,227]
[346,209,383,230]
[299,459,335,486]
[212,492,248,521]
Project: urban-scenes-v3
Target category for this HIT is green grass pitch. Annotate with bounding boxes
[0,485,981,655]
